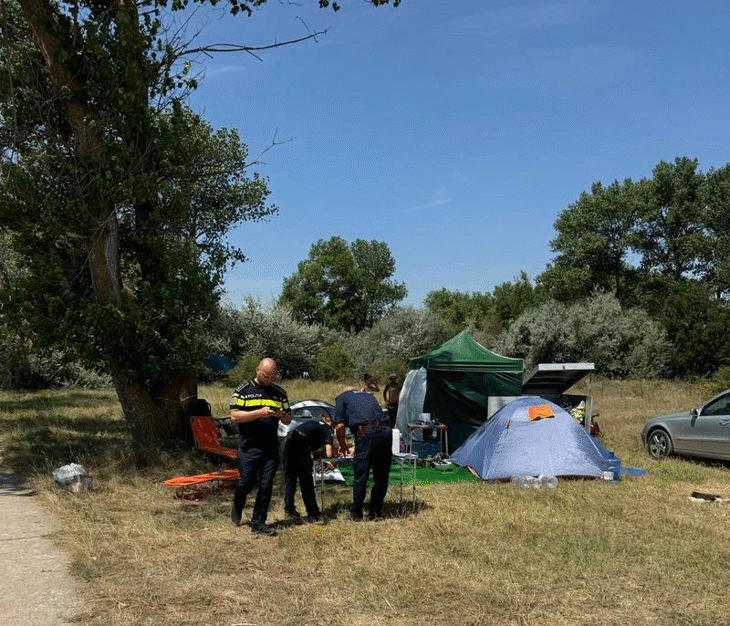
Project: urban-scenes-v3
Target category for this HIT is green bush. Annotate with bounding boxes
[344,306,454,375]
[217,298,334,378]
[315,344,354,381]
[705,366,730,395]
[495,291,670,378]
[0,332,111,389]
[223,354,260,387]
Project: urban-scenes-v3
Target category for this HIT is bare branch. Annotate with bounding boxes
[180,29,328,58]
[244,129,292,168]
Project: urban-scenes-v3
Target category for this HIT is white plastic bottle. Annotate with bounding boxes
[538,474,558,488]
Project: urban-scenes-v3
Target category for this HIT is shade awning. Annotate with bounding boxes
[521,363,595,395]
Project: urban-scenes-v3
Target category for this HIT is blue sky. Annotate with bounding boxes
[186,0,730,307]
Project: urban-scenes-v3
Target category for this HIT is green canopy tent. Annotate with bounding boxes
[396,331,523,452]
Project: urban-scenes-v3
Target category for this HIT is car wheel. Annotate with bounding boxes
[647,428,673,459]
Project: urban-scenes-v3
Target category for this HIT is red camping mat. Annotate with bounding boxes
[164,469,238,487]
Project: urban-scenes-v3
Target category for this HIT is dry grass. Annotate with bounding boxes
[2,380,730,626]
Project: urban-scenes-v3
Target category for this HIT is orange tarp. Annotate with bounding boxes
[527,404,554,421]
[164,469,238,487]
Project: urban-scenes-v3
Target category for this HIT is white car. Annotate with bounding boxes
[278,400,337,438]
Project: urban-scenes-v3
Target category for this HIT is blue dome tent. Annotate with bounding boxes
[449,396,618,481]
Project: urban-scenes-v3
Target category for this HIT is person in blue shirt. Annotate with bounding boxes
[229,357,291,537]
[280,418,334,523]
[333,387,392,521]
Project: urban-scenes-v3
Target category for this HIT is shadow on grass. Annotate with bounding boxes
[0,389,118,414]
[0,413,133,478]
[0,415,201,484]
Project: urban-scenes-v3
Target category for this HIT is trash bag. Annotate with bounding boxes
[53,463,93,493]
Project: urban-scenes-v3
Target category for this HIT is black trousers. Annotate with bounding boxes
[233,444,279,525]
[281,433,320,517]
[351,427,393,519]
[386,402,399,427]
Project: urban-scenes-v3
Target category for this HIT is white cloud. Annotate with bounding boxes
[405,186,452,213]
[205,64,246,78]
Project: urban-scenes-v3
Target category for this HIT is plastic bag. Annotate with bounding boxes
[53,463,93,492]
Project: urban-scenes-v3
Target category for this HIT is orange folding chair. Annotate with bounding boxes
[190,415,237,462]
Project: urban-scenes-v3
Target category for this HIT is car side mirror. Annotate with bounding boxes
[691,407,699,417]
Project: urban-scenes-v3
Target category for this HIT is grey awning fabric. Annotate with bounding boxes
[521,363,595,395]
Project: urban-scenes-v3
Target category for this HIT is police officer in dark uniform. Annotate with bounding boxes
[229,357,291,537]
[281,418,334,523]
[333,387,392,521]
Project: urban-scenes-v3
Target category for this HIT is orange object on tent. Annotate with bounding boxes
[190,415,237,461]
[527,403,554,421]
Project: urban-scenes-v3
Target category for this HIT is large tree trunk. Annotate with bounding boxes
[111,369,196,449]
[86,217,187,443]
[112,370,169,441]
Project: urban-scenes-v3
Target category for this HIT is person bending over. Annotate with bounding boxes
[333,387,392,521]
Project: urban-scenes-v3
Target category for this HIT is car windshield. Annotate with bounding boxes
[293,407,333,420]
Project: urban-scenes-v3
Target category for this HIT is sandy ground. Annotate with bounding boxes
[0,470,89,625]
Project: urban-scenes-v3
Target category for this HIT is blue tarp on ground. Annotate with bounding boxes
[449,396,619,481]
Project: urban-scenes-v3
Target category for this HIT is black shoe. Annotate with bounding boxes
[305,515,326,524]
[348,512,363,521]
[251,522,277,537]
[284,509,302,520]
[230,504,242,527]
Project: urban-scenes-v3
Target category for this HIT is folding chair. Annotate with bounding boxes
[190,415,237,463]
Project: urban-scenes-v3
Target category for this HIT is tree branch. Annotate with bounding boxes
[244,129,292,168]
[180,28,328,60]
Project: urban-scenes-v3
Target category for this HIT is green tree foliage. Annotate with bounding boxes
[541,156,730,378]
[492,272,543,324]
[634,157,710,280]
[536,263,594,303]
[280,237,407,333]
[495,292,670,378]
[548,179,643,301]
[639,277,730,377]
[703,164,730,298]
[424,273,543,339]
[0,0,399,441]
[424,288,495,330]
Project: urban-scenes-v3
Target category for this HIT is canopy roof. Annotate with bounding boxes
[522,363,595,395]
[408,330,523,373]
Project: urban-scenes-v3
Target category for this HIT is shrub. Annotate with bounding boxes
[217,298,333,378]
[705,366,730,395]
[223,354,260,387]
[315,343,354,381]
[495,291,670,378]
[0,332,111,389]
[344,306,454,375]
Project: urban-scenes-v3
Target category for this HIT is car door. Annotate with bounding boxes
[686,392,730,459]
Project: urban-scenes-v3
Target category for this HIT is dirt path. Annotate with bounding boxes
[0,470,89,625]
